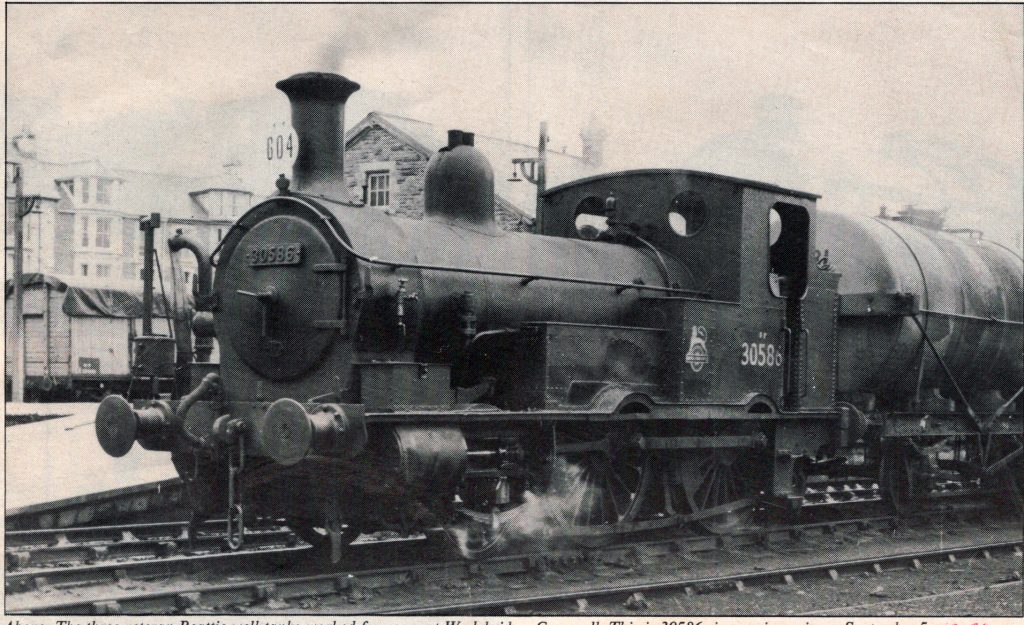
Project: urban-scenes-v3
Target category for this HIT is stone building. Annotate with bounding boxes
[343,113,602,231]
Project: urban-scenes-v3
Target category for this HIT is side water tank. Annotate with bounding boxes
[817,210,1022,406]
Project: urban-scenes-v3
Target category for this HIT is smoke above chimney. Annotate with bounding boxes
[275,72,360,199]
[579,114,607,168]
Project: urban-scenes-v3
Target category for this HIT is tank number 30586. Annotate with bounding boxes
[740,334,784,367]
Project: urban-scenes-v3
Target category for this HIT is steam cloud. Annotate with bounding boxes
[450,458,592,558]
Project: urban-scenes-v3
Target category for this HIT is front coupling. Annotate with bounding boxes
[253,399,367,466]
[95,396,175,457]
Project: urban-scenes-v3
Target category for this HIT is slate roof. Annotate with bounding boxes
[346,112,596,220]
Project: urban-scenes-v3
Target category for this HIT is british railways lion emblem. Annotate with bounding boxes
[685,325,709,372]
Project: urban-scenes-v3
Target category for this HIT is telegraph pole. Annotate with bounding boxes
[509,122,550,229]
[536,121,548,212]
[7,162,29,402]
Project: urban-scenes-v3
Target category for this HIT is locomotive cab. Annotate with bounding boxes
[541,170,836,412]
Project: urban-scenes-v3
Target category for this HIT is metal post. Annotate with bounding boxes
[139,213,160,336]
[510,123,550,231]
[9,162,27,402]
[536,122,548,226]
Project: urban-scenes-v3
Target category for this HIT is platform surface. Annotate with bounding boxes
[5,403,83,418]
[5,403,178,514]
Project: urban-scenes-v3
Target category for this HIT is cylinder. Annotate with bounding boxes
[380,426,467,494]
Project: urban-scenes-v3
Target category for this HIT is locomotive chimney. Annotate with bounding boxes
[424,129,497,229]
[276,72,360,199]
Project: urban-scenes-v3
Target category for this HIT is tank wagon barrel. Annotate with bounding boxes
[820,211,1023,409]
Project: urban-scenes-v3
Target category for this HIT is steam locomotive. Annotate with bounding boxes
[95,72,1023,557]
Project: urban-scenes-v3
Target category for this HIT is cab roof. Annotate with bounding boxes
[543,168,820,201]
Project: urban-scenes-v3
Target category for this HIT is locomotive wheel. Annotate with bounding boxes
[450,505,524,559]
[672,449,761,533]
[552,428,657,546]
[669,424,764,533]
[563,451,652,526]
[288,518,360,555]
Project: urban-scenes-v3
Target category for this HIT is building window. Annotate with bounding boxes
[217,228,223,241]
[96,217,111,248]
[230,193,241,217]
[81,215,90,246]
[367,171,390,208]
[96,264,111,278]
[81,264,89,276]
[96,179,113,204]
[81,177,90,204]
[59,178,74,196]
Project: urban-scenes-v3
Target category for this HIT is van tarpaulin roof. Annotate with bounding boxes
[61,286,180,318]
[6,273,186,318]
[4,273,67,294]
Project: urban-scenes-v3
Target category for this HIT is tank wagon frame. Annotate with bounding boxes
[94,72,1022,558]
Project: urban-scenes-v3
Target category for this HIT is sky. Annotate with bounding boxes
[7,4,1023,248]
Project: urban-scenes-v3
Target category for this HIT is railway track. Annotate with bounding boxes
[11,513,1010,615]
[5,518,289,550]
[383,539,1023,615]
[4,483,892,579]
[4,524,446,596]
[5,524,298,571]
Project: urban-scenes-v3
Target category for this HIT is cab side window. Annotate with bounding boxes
[769,203,809,298]
[574,196,610,240]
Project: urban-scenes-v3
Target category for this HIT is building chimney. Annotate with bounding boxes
[12,127,37,159]
[275,72,360,199]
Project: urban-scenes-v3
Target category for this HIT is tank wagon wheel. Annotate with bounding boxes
[669,424,764,534]
[985,436,1024,516]
[880,442,919,516]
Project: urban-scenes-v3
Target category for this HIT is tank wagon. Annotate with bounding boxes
[95,72,1022,557]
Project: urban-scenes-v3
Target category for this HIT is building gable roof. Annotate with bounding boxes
[346,112,596,220]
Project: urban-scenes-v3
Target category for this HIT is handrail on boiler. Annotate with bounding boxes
[212,195,705,297]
